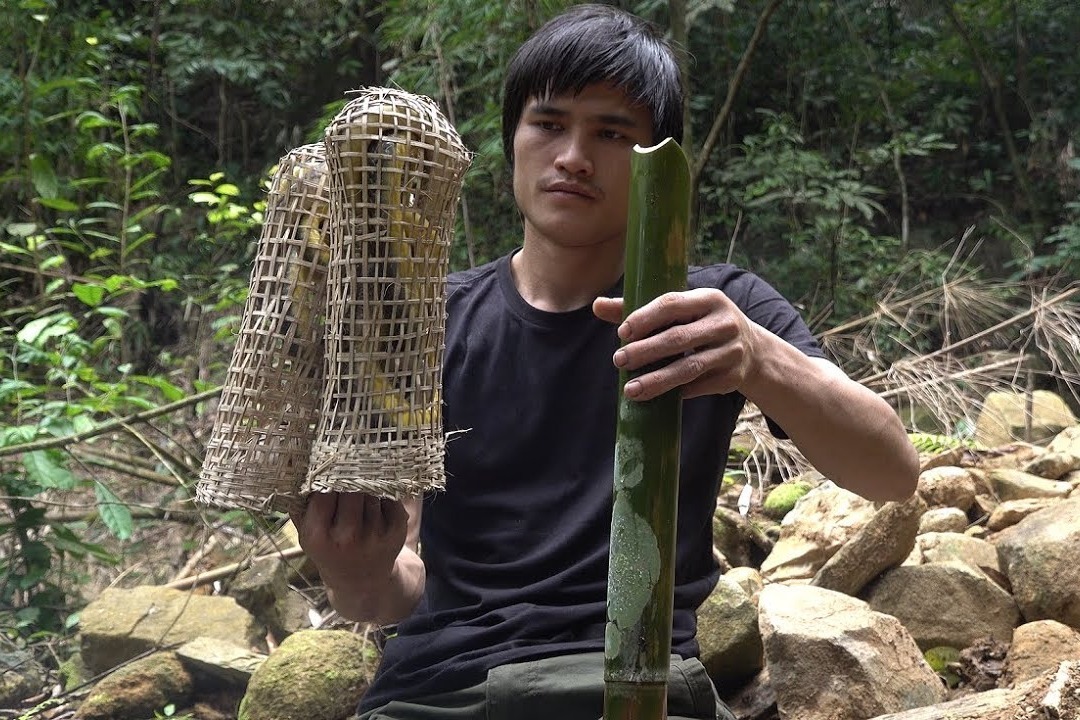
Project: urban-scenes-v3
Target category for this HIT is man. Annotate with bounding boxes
[293,5,919,719]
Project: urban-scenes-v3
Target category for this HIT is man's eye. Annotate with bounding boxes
[600,129,626,140]
[536,121,561,131]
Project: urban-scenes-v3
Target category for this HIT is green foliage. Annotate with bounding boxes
[1021,158,1080,277]
[178,169,267,334]
[700,111,909,320]
[924,645,963,689]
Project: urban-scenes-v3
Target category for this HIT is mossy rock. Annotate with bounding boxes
[58,651,88,692]
[76,652,193,720]
[762,481,814,519]
[238,629,377,720]
[924,645,962,688]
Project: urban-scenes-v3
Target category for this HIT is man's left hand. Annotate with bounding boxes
[593,289,760,401]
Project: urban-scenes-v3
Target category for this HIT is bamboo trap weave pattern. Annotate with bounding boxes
[197,144,330,514]
[304,88,471,499]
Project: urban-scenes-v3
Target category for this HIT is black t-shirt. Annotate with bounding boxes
[359,253,824,711]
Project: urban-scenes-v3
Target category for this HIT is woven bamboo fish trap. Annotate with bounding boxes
[304,88,471,499]
[196,143,330,514]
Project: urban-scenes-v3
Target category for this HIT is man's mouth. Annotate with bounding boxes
[544,180,599,199]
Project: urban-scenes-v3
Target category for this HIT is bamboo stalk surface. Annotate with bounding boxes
[604,137,691,720]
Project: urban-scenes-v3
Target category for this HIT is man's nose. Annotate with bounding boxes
[554,133,593,176]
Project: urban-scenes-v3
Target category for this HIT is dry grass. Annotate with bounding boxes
[736,234,1080,485]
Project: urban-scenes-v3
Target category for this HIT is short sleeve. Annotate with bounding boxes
[689,264,827,438]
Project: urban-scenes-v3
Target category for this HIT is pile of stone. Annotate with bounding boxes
[10,392,1079,720]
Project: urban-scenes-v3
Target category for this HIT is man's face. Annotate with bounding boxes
[511,84,654,250]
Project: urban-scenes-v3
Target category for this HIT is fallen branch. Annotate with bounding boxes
[44,505,200,524]
[76,451,187,487]
[165,545,306,591]
[0,387,221,458]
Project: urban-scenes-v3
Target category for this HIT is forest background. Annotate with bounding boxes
[1,0,1079,665]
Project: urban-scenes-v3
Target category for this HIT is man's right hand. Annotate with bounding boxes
[291,492,425,624]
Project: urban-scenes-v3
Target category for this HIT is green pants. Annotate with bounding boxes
[358,653,736,720]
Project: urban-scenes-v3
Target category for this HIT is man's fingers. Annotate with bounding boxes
[360,493,381,529]
[622,347,713,400]
[301,492,338,533]
[619,290,722,340]
[381,498,408,533]
[592,296,624,324]
[623,346,739,401]
[358,495,408,541]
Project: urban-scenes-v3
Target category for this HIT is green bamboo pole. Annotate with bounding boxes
[604,137,691,720]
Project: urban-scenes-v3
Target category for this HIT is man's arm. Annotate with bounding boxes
[593,289,919,501]
[291,493,425,625]
[736,333,917,500]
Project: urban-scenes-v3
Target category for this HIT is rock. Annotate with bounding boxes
[0,649,45,709]
[720,666,776,720]
[917,507,968,534]
[970,492,998,519]
[713,506,771,569]
[762,480,814,519]
[1047,425,1080,456]
[863,561,1020,651]
[79,586,267,676]
[864,665,1072,719]
[1064,469,1080,486]
[175,637,267,687]
[1022,451,1080,480]
[758,584,945,720]
[917,466,977,511]
[228,555,313,641]
[957,636,1009,691]
[58,651,88,691]
[759,484,876,584]
[918,446,967,472]
[974,390,1077,447]
[238,629,376,720]
[986,497,1058,531]
[811,494,925,597]
[984,468,1072,501]
[1004,620,1080,685]
[696,575,763,691]
[76,652,193,720]
[995,497,1080,627]
[963,525,989,539]
[723,566,764,603]
[269,521,320,584]
[276,589,318,637]
[969,443,1045,472]
[903,532,1001,575]
[229,556,289,638]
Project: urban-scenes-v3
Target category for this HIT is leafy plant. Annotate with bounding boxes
[700,111,899,319]
[1021,157,1080,277]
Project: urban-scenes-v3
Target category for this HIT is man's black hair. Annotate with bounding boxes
[501,3,683,165]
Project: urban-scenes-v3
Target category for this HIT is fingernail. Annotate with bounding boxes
[624,380,641,398]
[613,349,628,367]
[618,323,632,339]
